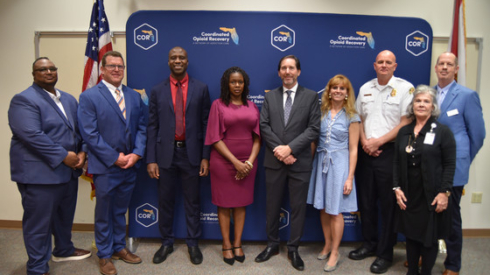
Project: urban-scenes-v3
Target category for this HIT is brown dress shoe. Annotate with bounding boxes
[112,248,142,264]
[442,269,459,275]
[99,258,117,275]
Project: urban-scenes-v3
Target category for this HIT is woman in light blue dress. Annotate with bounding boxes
[307,74,360,272]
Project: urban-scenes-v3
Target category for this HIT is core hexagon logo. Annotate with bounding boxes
[279,207,290,230]
[405,30,429,56]
[271,25,295,52]
[134,23,158,50]
[135,203,158,228]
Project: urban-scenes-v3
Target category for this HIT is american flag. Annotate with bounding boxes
[82,0,113,92]
[81,0,113,199]
[448,0,466,86]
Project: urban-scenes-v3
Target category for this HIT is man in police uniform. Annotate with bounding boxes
[349,50,414,274]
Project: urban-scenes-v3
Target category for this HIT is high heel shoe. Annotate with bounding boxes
[233,246,245,263]
[317,251,331,260]
[324,252,340,272]
[222,248,235,265]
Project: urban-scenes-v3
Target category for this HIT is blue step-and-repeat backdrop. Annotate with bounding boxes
[126,11,432,241]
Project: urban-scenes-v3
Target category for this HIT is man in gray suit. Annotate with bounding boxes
[255,55,320,271]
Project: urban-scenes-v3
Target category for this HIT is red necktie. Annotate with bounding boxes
[175,82,184,137]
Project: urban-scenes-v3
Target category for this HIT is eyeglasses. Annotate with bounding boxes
[104,64,125,71]
[34,67,58,73]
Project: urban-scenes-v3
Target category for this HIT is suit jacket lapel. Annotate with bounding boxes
[186,78,194,112]
[59,94,75,130]
[122,86,132,128]
[286,85,305,126]
[162,80,175,113]
[275,87,286,126]
[33,84,73,131]
[99,83,126,123]
[439,82,458,115]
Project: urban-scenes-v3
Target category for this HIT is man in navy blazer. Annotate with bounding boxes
[147,46,210,265]
[8,57,91,275]
[78,51,147,275]
[256,55,320,271]
[435,52,485,275]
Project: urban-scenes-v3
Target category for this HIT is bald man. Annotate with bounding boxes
[350,50,414,274]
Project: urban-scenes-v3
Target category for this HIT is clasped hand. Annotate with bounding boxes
[235,161,252,180]
[63,151,86,170]
[362,138,382,157]
[115,152,140,169]
[273,145,296,165]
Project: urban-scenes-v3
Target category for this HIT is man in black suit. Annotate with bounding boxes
[147,46,211,265]
[255,55,320,271]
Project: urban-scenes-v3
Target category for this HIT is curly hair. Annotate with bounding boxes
[220,66,250,106]
[320,74,357,119]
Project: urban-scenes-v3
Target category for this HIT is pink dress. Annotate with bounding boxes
[205,99,260,207]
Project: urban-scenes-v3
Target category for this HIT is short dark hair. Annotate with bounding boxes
[220,66,250,106]
[277,55,301,71]
[32,57,50,71]
[101,51,124,67]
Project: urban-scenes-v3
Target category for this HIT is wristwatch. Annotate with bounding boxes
[445,190,451,197]
[392,187,401,192]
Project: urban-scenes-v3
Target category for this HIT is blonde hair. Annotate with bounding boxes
[320,74,357,118]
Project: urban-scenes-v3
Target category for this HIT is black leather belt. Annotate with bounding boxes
[175,140,186,148]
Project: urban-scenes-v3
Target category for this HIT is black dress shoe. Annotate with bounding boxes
[254,246,279,263]
[288,251,305,271]
[188,246,203,265]
[370,257,392,274]
[233,246,245,263]
[222,248,235,265]
[348,246,375,260]
[153,245,174,264]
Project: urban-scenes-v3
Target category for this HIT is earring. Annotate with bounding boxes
[328,93,332,99]
[345,95,348,100]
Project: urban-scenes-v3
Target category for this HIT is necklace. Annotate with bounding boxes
[325,109,344,144]
[405,133,417,153]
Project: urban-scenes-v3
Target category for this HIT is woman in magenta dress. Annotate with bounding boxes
[205,67,261,265]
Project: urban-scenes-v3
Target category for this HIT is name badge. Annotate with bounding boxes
[447,109,459,117]
[424,133,435,145]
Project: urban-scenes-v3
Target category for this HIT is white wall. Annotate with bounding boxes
[1,0,489,229]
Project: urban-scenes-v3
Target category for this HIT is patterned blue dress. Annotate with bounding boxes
[307,108,360,215]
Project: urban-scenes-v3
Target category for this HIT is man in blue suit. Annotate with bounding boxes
[435,52,485,275]
[8,57,91,275]
[78,51,147,275]
[147,46,210,265]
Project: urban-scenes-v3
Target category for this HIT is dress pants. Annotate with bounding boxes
[17,178,78,275]
[158,146,201,247]
[444,186,464,272]
[265,166,310,252]
[355,143,397,261]
[93,168,136,259]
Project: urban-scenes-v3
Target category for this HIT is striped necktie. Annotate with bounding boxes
[115,89,126,119]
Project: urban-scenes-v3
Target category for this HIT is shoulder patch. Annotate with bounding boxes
[409,87,414,94]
